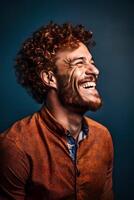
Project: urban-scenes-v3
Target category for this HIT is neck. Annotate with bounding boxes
[45,90,84,138]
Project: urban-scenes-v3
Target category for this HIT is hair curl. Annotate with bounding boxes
[15,22,94,104]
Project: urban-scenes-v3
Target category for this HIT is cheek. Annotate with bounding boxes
[69,67,83,82]
[58,67,84,90]
[75,69,84,78]
[70,69,84,88]
[59,75,69,88]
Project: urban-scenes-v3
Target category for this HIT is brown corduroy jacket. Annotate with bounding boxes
[0,107,114,200]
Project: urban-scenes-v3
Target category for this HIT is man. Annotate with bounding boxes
[0,22,114,200]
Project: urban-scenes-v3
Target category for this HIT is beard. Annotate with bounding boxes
[56,75,102,113]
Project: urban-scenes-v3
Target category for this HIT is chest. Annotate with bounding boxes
[25,134,108,199]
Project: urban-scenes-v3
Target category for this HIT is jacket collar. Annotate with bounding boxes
[39,106,89,136]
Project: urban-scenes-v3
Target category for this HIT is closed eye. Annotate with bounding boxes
[90,59,95,65]
[76,61,84,65]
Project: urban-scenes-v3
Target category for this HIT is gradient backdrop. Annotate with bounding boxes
[0,0,134,199]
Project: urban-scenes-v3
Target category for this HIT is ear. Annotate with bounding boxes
[40,70,57,89]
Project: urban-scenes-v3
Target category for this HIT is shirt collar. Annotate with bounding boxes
[39,106,89,137]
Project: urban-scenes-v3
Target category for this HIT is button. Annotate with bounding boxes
[76,169,80,177]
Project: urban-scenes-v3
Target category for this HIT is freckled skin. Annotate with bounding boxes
[54,43,102,112]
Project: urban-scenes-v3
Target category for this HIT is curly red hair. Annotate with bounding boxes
[15,22,94,103]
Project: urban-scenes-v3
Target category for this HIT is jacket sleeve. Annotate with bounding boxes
[0,137,30,200]
[100,130,114,200]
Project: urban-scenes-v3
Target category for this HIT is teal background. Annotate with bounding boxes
[0,0,134,199]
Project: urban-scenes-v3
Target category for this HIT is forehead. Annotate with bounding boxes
[55,42,92,65]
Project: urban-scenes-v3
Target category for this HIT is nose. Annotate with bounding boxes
[85,63,99,77]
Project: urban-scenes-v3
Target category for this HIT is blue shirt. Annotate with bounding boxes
[66,123,89,161]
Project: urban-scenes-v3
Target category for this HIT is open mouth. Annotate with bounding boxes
[81,81,96,90]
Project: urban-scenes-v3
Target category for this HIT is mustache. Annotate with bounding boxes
[78,74,98,85]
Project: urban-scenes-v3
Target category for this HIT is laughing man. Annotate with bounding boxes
[0,22,114,200]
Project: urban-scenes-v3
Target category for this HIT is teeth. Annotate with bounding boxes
[81,82,96,89]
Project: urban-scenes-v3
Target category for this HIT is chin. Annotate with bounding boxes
[87,98,102,111]
[88,102,102,111]
[67,99,102,114]
[58,91,102,113]
[78,97,103,112]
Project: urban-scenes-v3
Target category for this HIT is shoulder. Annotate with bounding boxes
[85,116,108,131]
[84,116,113,148]
[0,113,37,138]
[85,116,114,161]
[0,111,39,146]
[84,116,110,133]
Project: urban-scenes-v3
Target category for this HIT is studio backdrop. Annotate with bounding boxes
[0,0,134,199]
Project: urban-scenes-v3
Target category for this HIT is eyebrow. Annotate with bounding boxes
[64,56,94,66]
[70,57,86,63]
[64,57,85,65]
[70,56,94,64]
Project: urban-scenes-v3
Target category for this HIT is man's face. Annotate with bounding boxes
[54,42,102,112]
